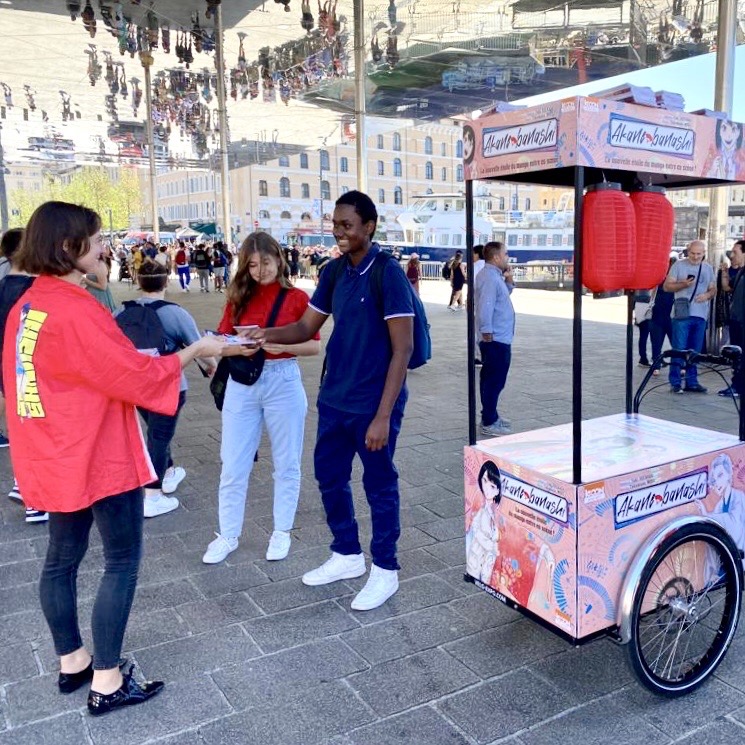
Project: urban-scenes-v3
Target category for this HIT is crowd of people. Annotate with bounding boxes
[0,190,416,717]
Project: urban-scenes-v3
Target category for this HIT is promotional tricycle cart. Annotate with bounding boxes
[462,95,745,696]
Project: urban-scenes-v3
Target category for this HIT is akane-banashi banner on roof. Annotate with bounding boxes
[463,96,745,187]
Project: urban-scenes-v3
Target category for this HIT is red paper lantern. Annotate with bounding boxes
[629,187,675,290]
[582,183,636,293]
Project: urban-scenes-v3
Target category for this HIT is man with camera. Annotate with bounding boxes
[663,239,716,394]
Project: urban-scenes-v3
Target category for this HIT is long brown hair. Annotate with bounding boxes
[16,201,101,277]
[226,232,291,324]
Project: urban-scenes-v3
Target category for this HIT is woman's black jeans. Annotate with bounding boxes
[39,488,144,670]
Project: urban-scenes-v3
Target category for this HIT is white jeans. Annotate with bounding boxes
[218,358,308,539]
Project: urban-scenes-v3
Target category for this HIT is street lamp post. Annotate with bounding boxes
[140,48,159,245]
[0,123,8,233]
[319,145,326,246]
[213,2,232,245]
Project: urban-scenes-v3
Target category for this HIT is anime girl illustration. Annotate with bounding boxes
[704,119,745,181]
[466,461,501,582]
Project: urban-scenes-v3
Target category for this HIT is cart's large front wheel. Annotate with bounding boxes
[627,523,742,697]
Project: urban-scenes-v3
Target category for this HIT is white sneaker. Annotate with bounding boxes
[8,479,22,504]
[143,490,179,518]
[266,530,292,561]
[161,466,186,494]
[302,552,366,586]
[351,565,399,611]
[202,533,239,564]
[480,419,512,437]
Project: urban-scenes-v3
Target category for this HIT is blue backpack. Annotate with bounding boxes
[326,252,432,369]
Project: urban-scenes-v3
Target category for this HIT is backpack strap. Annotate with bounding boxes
[146,299,175,311]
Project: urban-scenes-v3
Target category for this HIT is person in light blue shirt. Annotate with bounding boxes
[475,241,515,436]
[663,240,715,394]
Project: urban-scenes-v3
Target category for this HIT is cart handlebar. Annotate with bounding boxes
[659,345,742,369]
[633,346,744,433]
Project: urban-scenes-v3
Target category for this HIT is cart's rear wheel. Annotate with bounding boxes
[627,523,742,697]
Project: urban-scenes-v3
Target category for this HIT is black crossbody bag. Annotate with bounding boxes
[210,289,287,410]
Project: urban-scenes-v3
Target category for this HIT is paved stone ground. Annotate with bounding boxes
[2,276,745,745]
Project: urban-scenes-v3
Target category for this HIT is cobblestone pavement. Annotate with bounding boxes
[2,277,745,745]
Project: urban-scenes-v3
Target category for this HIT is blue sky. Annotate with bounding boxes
[515,44,745,122]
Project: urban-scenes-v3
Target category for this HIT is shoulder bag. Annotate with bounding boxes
[672,263,702,320]
[210,288,288,410]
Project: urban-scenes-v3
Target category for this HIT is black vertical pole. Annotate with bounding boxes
[466,179,476,447]
[626,293,634,415]
[572,168,584,484]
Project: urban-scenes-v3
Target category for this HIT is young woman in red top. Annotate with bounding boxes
[202,232,320,565]
[1,202,226,716]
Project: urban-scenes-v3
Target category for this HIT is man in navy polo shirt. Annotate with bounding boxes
[252,190,414,610]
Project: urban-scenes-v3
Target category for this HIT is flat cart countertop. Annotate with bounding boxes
[474,413,741,484]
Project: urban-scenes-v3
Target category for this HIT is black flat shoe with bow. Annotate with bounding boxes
[58,657,128,694]
[87,666,164,717]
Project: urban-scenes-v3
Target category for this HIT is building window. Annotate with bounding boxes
[507,234,517,246]
[553,233,562,246]
[259,210,270,219]
[424,136,433,155]
[524,234,532,246]
[393,132,401,151]
[378,188,385,203]
[377,160,385,176]
[340,156,348,173]
[456,164,464,182]
[259,180,268,196]
[537,233,547,246]
[340,185,349,194]
[425,161,433,180]
[394,187,403,205]
[377,134,384,149]
[320,149,330,171]
[498,197,505,210]
[456,139,463,158]
[300,153,308,169]
[441,167,447,181]
[321,180,331,200]
[441,142,447,156]
[301,183,310,199]
[278,155,289,167]
[280,210,292,219]
[393,158,402,177]
[525,198,531,210]
[280,177,291,198]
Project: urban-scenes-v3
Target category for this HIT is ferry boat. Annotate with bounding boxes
[386,192,574,263]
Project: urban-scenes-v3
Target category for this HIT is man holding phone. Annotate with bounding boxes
[663,239,716,393]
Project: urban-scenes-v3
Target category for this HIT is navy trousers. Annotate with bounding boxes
[479,340,512,427]
[314,397,406,570]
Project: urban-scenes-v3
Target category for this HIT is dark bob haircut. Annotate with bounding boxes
[477,461,502,503]
[335,190,378,233]
[16,201,101,277]
[0,228,24,261]
[137,258,169,293]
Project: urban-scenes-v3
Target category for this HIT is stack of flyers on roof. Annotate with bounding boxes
[478,101,526,118]
[592,83,657,107]
[689,108,728,119]
[655,90,685,111]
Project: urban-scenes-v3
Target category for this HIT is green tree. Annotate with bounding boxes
[8,165,142,231]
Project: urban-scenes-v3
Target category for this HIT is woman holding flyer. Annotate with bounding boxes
[1,201,227,716]
[203,232,320,565]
